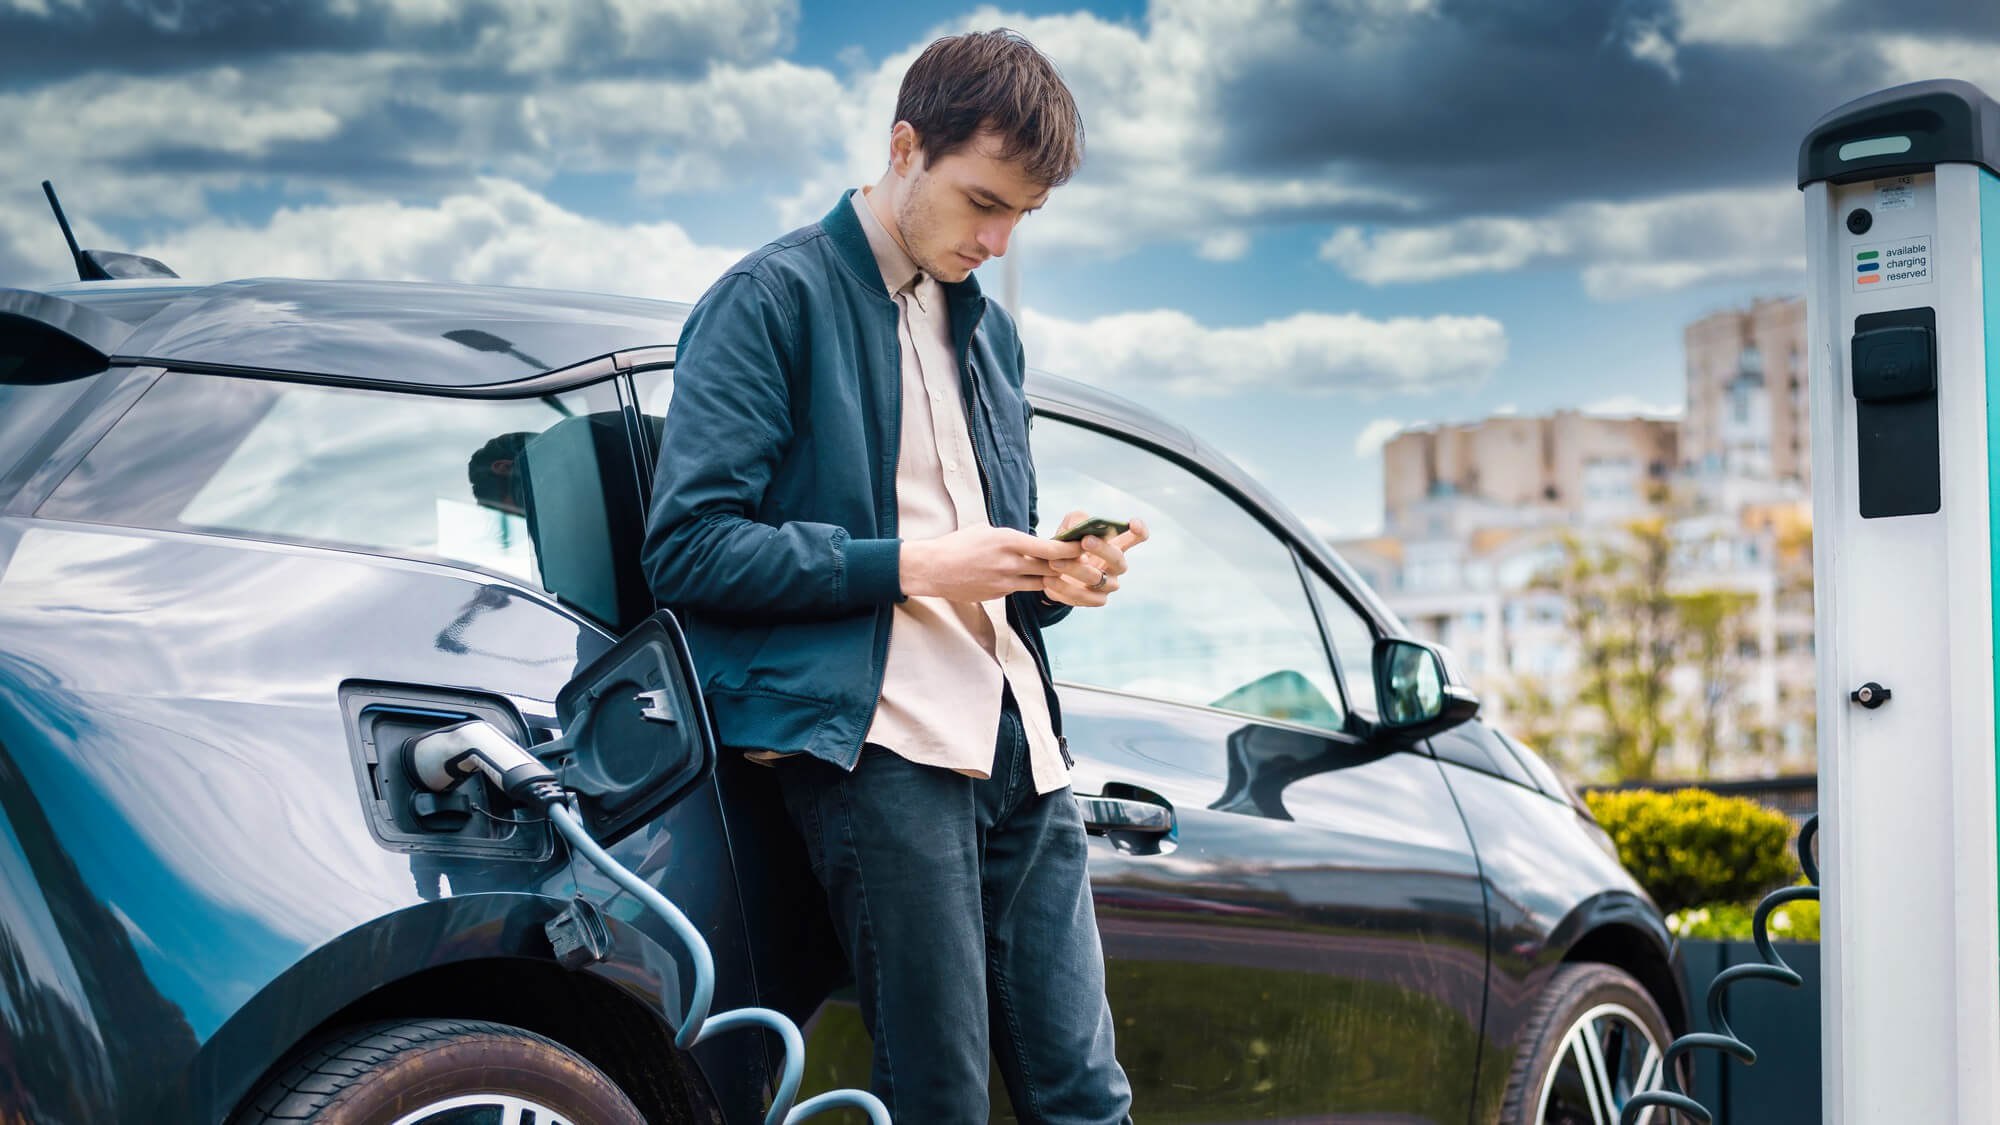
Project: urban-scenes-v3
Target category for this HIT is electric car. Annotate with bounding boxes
[0,271,1686,1125]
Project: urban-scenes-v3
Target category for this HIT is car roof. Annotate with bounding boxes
[29,278,1196,442]
[38,277,692,388]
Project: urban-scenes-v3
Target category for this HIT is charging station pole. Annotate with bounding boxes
[1800,80,2000,1123]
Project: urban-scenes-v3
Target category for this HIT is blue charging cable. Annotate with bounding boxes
[406,718,891,1125]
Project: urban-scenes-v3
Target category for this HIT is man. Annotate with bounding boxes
[641,27,1142,1125]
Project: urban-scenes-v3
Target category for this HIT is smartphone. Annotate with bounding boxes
[1051,516,1130,543]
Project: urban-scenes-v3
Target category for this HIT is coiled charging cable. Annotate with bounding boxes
[407,719,892,1125]
[1619,815,1820,1125]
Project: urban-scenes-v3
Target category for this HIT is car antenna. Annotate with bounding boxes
[41,179,179,281]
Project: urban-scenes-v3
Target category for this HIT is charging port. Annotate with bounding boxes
[339,683,554,862]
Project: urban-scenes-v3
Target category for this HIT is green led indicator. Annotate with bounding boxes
[1857,251,1879,260]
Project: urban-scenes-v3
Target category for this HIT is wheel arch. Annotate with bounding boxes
[1558,908,1690,1040]
[164,893,726,1125]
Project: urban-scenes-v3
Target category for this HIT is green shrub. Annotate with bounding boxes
[1666,887,1821,942]
[1583,788,1800,915]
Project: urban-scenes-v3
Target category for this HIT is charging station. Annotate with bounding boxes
[1800,79,2000,1123]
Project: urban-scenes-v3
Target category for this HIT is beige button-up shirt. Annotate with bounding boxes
[842,186,1068,795]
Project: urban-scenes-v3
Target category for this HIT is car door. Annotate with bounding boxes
[1030,416,1491,1125]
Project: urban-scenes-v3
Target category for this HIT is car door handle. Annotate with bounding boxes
[1076,793,1174,835]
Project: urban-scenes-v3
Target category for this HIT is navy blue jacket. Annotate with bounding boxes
[641,189,1069,768]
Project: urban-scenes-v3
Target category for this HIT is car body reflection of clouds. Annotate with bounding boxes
[0,524,599,1038]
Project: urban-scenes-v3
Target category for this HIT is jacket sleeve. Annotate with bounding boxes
[641,271,903,621]
[1019,331,1074,630]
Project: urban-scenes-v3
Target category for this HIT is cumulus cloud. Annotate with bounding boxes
[6,0,1998,297]
[1669,0,1839,48]
[1019,306,1505,397]
[1320,186,1804,299]
[0,0,794,80]
[772,3,1407,261]
[1354,417,1408,458]
[1876,32,2000,93]
[1195,229,1251,262]
[129,178,746,301]
[1583,394,1683,418]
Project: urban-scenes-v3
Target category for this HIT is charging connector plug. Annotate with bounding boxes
[403,718,558,802]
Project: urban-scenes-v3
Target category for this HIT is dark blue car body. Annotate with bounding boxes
[0,276,1683,1124]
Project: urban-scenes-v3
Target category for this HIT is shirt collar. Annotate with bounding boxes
[850,186,924,297]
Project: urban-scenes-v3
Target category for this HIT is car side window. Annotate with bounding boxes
[632,368,672,459]
[1033,418,1347,733]
[1305,568,1379,721]
[38,372,653,630]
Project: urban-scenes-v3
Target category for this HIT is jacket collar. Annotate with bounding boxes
[823,188,987,326]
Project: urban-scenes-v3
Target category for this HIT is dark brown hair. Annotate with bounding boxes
[894,28,1084,189]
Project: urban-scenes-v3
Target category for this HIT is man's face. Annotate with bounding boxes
[888,127,1049,284]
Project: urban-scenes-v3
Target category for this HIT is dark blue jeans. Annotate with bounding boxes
[775,689,1133,1124]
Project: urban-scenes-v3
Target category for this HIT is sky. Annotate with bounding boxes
[5,0,2000,539]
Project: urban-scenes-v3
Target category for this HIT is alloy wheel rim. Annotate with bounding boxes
[1533,1001,1665,1125]
[387,1093,575,1125]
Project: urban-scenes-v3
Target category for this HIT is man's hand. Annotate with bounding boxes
[901,526,1084,602]
[1043,510,1150,608]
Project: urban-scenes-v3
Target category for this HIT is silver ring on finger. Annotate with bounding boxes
[1089,570,1109,591]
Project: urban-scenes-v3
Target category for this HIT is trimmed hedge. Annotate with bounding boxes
[1583,788,1800,915]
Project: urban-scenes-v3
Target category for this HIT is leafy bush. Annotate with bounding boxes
[1584,788,1800,915]
[1666,886,1820,942]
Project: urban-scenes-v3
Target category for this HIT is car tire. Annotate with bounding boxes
[1498,962,1674,1125]
[231,1017,644,1125]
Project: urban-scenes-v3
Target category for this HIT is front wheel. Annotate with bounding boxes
[1499,963,1674,1125]
[232,1017,644,1125]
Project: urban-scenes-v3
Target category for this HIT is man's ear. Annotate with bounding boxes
[889,121,923,176]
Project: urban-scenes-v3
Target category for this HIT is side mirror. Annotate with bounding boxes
[552,609,716,843]
[1372,638,1480,742]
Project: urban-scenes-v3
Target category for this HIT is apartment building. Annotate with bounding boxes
[1334,297,1814,779]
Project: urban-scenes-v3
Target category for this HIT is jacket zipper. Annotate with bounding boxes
[958,305,1068,762]
[858,307,903,768]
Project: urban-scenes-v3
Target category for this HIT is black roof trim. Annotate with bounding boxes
[1799,79,2000,187]
[121,354,625,398]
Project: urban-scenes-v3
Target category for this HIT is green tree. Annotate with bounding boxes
[1525,518,1680,781]
[1673,587,1758,777]
[1507,514,1767,782]
[1500,672,1565,757]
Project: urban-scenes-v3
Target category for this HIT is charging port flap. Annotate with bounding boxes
[554,609,715,844]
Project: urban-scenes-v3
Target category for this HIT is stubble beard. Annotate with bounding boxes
[894,175,975,284]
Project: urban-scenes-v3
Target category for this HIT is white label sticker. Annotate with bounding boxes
[1852,234,1931,291]
[1875,177,1916,211]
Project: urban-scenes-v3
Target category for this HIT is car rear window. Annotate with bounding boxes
[37,371,652,629]
[0,379,96,487]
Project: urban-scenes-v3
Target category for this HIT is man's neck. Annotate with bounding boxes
[861,182,921,271]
